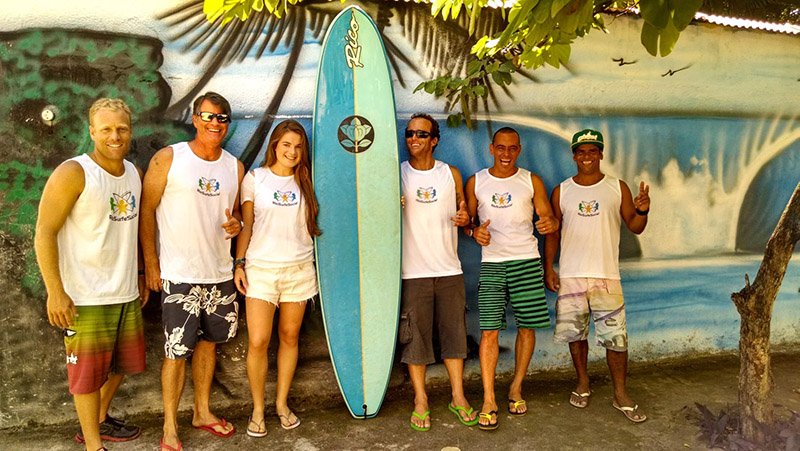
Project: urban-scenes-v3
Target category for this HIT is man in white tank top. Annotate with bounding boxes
[544,129,650,423]
[399,114,478,431]
[140,92,245,448]
[35,99,146,450]
[465,127,559,430]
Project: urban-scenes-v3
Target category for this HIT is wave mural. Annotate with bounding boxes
[1,0,798,428]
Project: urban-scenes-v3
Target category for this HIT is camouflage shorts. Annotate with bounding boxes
[553,278,627,352]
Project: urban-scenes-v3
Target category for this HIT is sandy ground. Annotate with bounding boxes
[2,351,799,450]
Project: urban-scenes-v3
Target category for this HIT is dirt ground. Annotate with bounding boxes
[2,352,799,451]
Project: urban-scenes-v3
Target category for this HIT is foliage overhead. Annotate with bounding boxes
[201,0,704,129]
[203,0,304,24]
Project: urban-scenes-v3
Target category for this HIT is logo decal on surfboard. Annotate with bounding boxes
[344,10,363,69]
[338,116,375,153]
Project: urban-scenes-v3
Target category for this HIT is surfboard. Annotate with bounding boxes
[312,6,401,419]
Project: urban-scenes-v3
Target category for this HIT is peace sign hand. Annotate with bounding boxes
[634,181,650,213]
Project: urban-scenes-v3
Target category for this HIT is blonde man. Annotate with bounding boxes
[35,98,146,451]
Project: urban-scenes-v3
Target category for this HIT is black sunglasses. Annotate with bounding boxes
[196,112,231,123]
[405,129,431,139]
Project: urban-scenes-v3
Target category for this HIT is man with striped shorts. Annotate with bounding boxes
[465,127,559,430]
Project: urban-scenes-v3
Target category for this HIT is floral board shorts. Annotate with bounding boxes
[161,279,239,359]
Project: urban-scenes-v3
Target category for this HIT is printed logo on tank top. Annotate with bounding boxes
[197,177,221,197]
[109,191,138,222]
[578,200,600,217]
[490,192,512,208]
[415,187,437,203]
[273,190,298,206]
[66,352,78,365]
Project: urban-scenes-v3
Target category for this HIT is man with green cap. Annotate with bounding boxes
[544,128,650,423]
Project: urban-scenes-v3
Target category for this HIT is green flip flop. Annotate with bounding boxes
[410,410,431,432]
[448,403,479,426]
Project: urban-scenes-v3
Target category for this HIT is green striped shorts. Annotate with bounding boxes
[477,258,550,330]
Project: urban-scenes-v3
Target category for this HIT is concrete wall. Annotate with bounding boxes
[1,0,798,428]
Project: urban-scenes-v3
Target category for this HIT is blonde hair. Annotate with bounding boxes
[89,98,132,126]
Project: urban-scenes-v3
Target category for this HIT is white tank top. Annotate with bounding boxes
[58,154,140,306]
[401,161,462,279]
[241,167,314,268]
[474,168,539,262]
[156,142,239,283]
[558,175,622,279]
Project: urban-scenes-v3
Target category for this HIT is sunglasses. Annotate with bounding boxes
[405,129,431,139]
[196,112,231,123]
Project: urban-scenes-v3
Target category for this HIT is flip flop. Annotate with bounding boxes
[160,437,182,451]
[478,410,498,431]
[569,391,591,409]
[193,418,235,437]
[507,399,527,416]
[448,403,479,426]
[613,403,647,423]
[278,412,301,430]
[410,410,431,432]
[246,415,267,438]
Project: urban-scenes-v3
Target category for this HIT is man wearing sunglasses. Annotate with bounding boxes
[399,113,477,432]
[464,127,559,430]
[140,92,245,450]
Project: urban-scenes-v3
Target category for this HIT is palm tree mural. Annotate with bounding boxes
[157,0,533,168]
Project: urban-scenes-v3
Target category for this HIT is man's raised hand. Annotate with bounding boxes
[473,219,492,246]
[451,201,470,227]
[635,181,650,213]
[221,208,242,239]
[534,205,559,235]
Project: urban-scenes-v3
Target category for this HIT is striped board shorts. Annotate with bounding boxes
[64,299,146,395]
[477,258,551,330]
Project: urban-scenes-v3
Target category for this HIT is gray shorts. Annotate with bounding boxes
[399,274,467,365]
[161,279,239,359]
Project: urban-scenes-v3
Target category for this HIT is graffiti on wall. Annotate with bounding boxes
[0,0,798,428]
[0,28,194,427]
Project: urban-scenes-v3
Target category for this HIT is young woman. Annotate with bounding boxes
[234,120,321,437]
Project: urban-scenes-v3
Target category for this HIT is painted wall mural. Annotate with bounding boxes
[0,0,797,428]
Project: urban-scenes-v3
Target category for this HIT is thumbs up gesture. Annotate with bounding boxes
[473,219,491,246]
[221,208,242,239]
[450,201,470,227]
[534,205,559,235]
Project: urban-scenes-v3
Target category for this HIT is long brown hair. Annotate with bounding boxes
[262,120,321,237]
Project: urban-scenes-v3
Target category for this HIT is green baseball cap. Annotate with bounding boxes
[571,129,604,151]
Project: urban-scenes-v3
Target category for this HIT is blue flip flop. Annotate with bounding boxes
[448,403,479,426]
[410,410,431,432]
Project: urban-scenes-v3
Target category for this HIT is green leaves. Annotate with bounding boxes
[413,55,516,129]
[639,0,669,29]
[203,0,301,26]
[638,0,702,56]
[671,0,703,30]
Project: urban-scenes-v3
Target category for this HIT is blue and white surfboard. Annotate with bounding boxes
[312,6,401,419]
